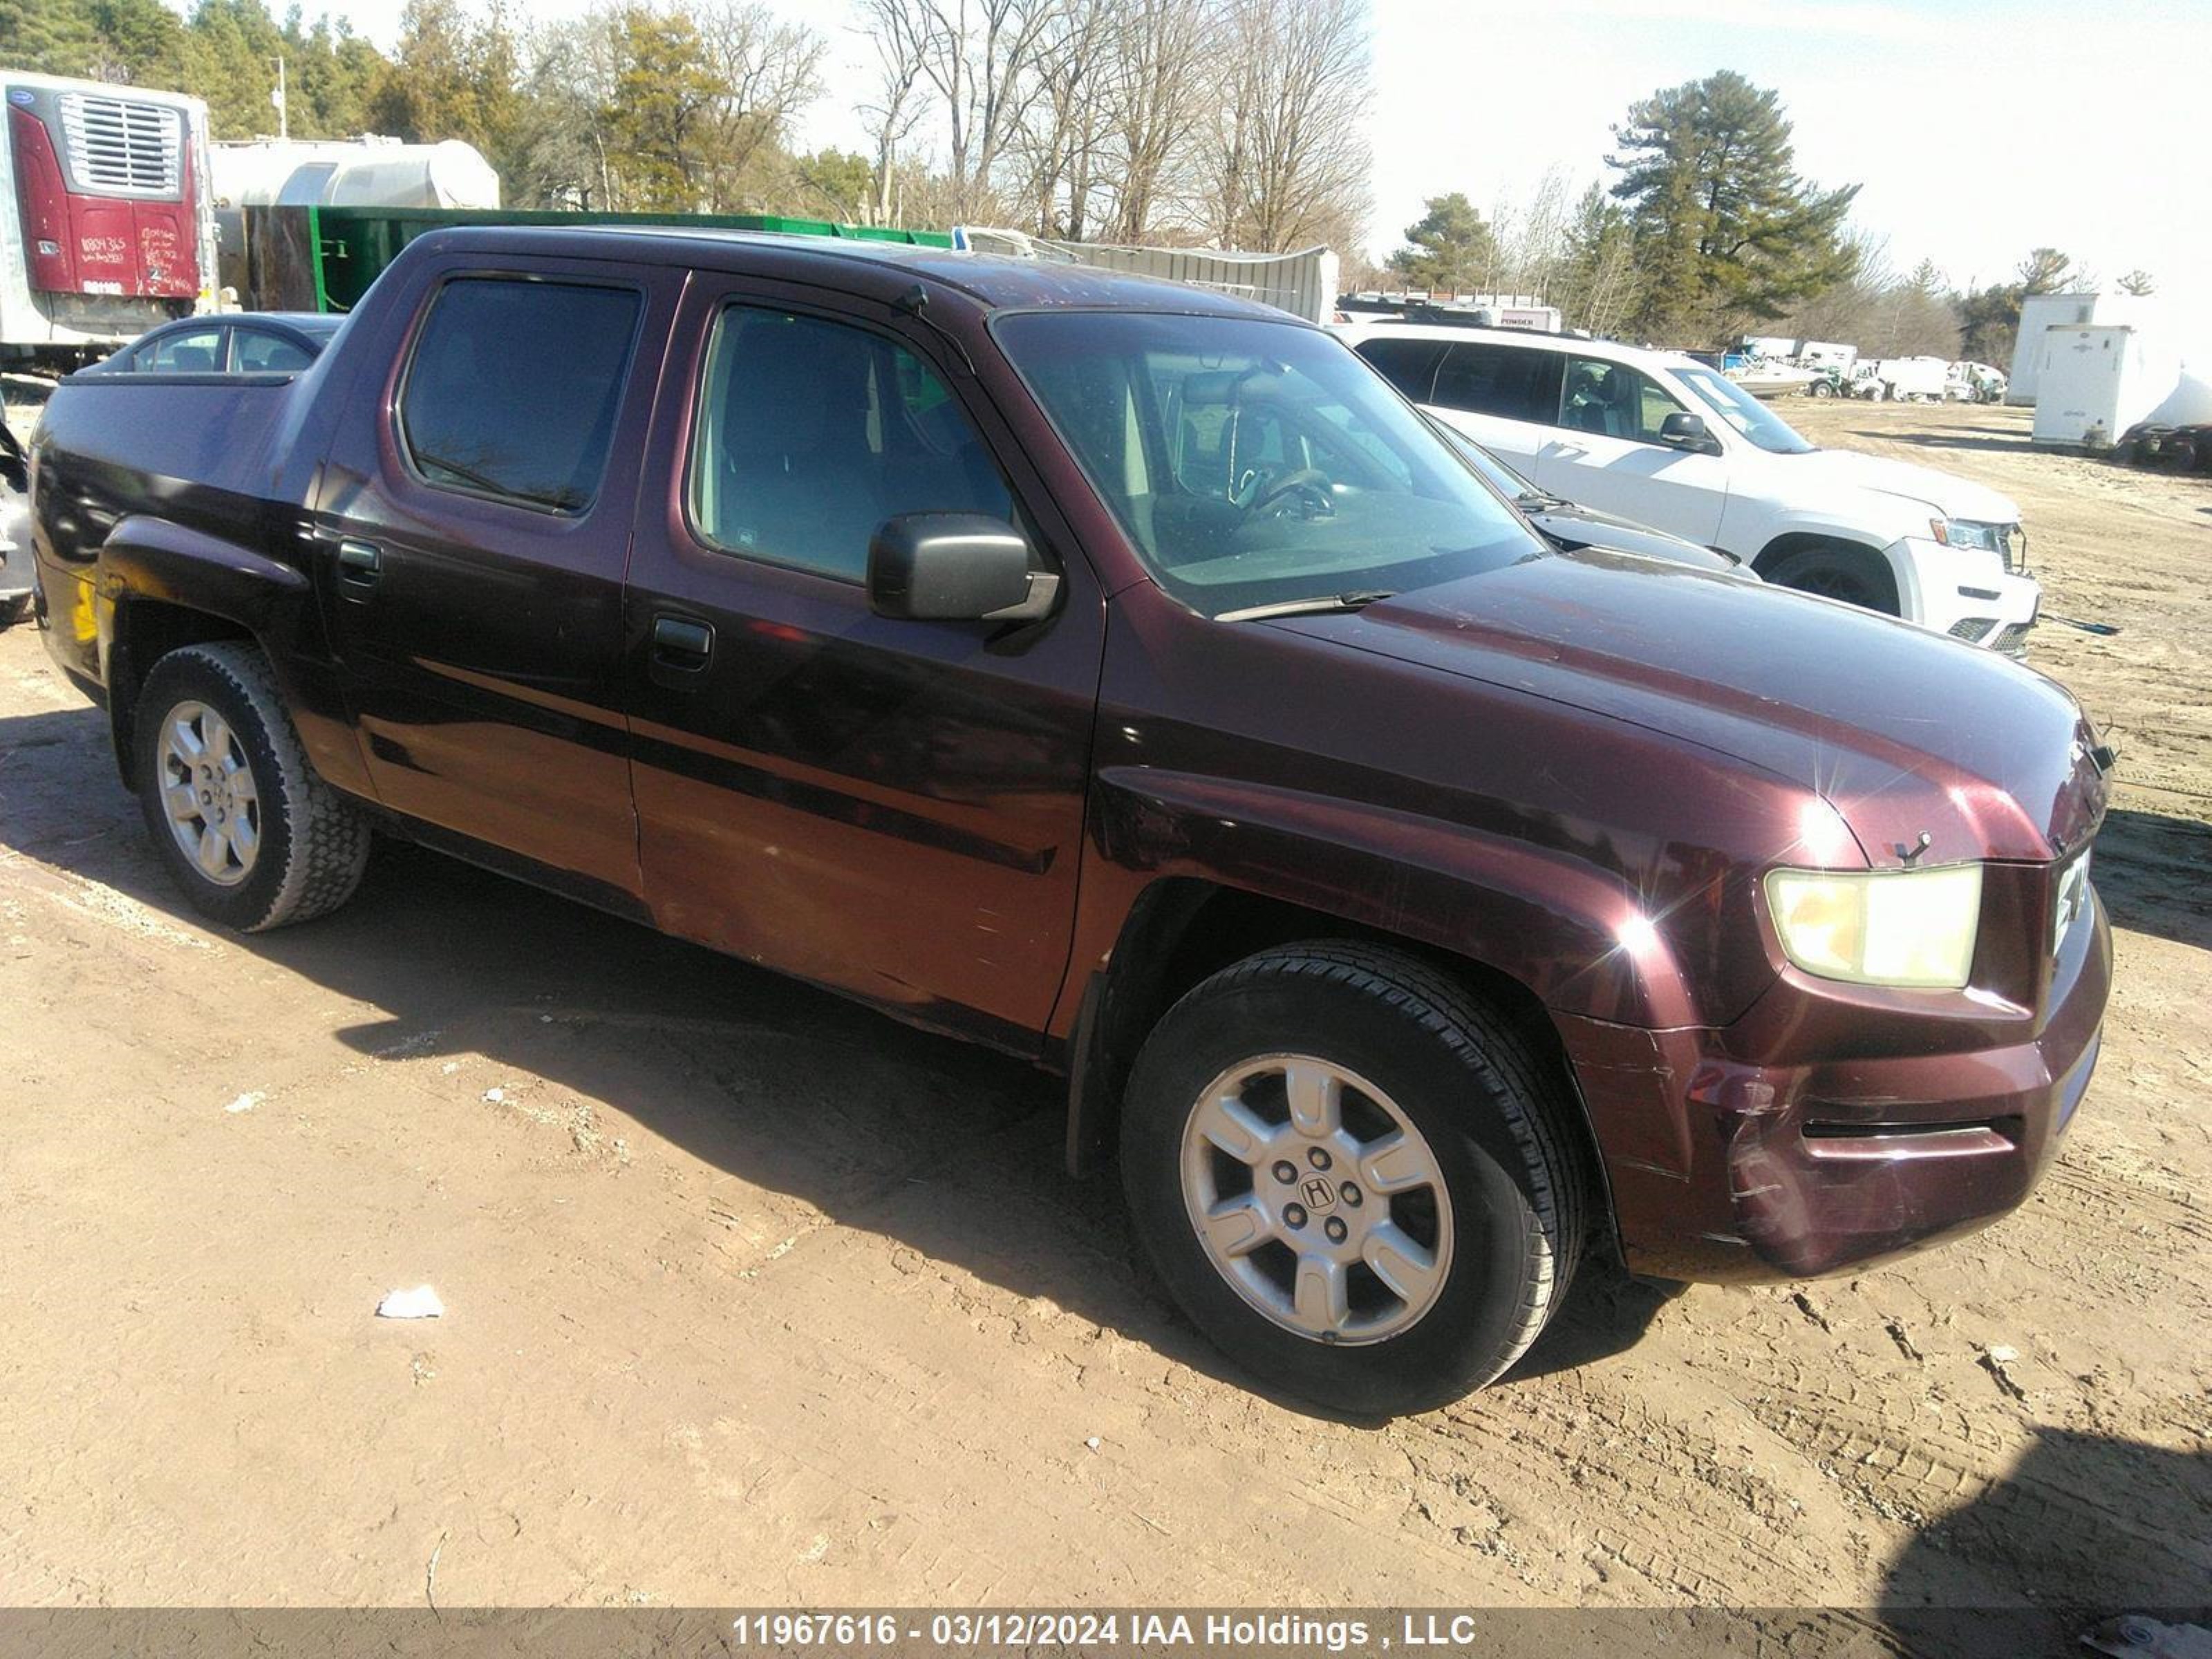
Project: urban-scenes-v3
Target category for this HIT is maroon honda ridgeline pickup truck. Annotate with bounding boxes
[30,229,2112,1413]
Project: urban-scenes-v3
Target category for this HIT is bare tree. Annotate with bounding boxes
[693,1,825,209]
[854,0,929,222]
[859,0,1053,221]
[1097,0,1207,242]
[1500,168,1570,299]
[1012,0,1117,238]
[1199,0,1371,253]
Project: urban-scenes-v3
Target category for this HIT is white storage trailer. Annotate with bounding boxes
[2030,324,2179,446]
[2007,291,2155,404]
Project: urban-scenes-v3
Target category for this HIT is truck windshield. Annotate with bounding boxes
[993,310,1541,617]
[1674,364,1817,455]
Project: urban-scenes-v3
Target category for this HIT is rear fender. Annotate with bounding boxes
[95,518,368,797]
[98,515,311,648]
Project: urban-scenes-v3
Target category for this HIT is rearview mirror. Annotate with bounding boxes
[868,512,1059,624]
[1660,411,1721,455]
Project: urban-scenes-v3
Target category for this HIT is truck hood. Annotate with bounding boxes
[1778,447,2021,523]
[1277,547,2103,868]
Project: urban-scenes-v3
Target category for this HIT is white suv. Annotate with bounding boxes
[1345,322,2039,652]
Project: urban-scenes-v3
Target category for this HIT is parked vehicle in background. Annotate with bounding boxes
[1349,320,2040,652]
[1949,361,2007,403]
[0,422,30,626]
[0,73,216,371]
[1424,415,1759,577]
[30,227,2110,1414]
[1859,356,1951,403]
[84,311,341,375]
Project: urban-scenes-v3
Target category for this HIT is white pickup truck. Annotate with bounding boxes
[1346,321,2039,653]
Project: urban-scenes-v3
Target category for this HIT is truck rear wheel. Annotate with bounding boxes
[133,642,371,932]
[1120,943,1587,1416]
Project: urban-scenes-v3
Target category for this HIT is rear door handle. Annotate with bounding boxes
[651,614,714,672]
[336,539,382,590]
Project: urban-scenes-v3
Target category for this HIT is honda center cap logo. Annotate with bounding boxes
[1301,1177,1337,1213]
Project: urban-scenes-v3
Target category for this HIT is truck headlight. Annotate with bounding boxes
[1765,864,1983,988]
[1930,518,2005,553]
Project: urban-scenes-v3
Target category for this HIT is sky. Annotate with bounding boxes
[247,0,2211,299]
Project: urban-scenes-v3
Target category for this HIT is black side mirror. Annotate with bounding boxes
[868,512,1059,623]
[1660,411,1721,454]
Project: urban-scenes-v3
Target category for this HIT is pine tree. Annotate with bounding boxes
[1386,193,1496,294]
[1607,70,1859,346]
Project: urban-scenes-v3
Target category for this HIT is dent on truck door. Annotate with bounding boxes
[312,261,679,905]
[621,286,1105,1048]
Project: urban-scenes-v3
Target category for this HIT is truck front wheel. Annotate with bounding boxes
[1120,944,1587,1416]
[133,642,371,932]
[1761,542,1900,616]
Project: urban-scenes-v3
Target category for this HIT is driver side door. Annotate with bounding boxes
[619,278,1107,1048]
[1533,356,1730,544]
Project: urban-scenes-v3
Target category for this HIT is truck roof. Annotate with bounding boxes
[406,224,1302,324]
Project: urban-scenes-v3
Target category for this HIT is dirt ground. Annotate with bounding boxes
[0,399,2205,1633]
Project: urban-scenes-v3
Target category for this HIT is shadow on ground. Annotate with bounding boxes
[2094,805,2212,953]
[0,698,1667,1425]
[1845,422,2044,456]
[1878,1426,2212,1658]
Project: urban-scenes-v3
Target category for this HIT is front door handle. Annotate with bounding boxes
[650,614,714,672]
[336,539,382,591]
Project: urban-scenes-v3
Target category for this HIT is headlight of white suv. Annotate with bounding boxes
[1765,864,1983,988]
[1930,518,2007,554]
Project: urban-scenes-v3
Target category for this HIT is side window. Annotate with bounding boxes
[690,306,1013,580]
[138,327,225,373]
[1562,356,1689,444]
[1353,336,1447,402]
[1432,342,1565,425]
[398,277,641,513]
[236,329,314,372]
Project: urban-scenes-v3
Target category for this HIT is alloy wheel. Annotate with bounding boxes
[158,700,261,887]
[1179,1054,1454,1345]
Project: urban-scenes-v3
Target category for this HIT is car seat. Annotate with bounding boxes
[1566,366,1628,438]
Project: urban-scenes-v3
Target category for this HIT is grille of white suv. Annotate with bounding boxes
[57,94,183,197]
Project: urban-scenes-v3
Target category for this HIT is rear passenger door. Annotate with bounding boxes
[312,257,680,907]
[1533,355,1729,543]
[619,278,1105,1047]
[1414,340,1564,475]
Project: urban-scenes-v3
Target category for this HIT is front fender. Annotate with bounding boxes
[1086,765,1707,1030]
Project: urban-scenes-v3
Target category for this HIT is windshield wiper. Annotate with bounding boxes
[1515,489,1573,512]
[1217,590,1396,622]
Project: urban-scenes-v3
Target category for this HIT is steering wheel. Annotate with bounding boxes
[1245,467,1336,518]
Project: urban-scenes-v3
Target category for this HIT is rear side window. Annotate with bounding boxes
[1353,336,1447,402]
[135,327,225,372]
[399,278,641,513]
[236,329,313,372]
[1431,342,1564,425]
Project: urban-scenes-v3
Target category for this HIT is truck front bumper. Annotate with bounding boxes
[1557,888,2110,1284]
[1890,534,2039,655]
